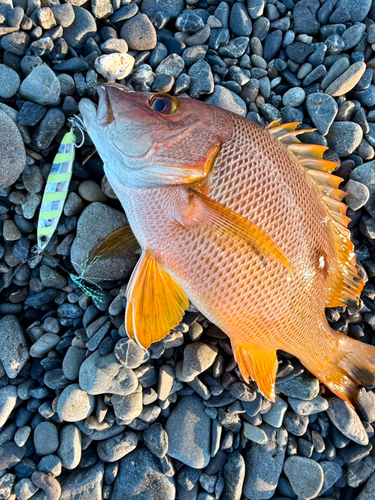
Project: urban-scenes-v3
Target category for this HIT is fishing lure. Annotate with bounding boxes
[37,117,85,254]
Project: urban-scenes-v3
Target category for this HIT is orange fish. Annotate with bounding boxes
[79,83,375,406]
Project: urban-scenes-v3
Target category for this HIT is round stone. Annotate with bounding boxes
[326,122,363,156]
[34,422,59,456]
[282,87,305,107]
[120,13,156,51]
[283,456,324,498]
[63,6,96,49]
[57,384,95,422]
[0,109,26,189]
[0,64,20,98]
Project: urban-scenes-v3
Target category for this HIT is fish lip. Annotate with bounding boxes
[78,98,97,127]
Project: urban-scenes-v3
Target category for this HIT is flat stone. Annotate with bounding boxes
[97,431,138,462]
[57,425,81,470]
[63,6,96,49]
[282,87,305,107]
[287,395,329,415]
[0,109,26,190]
[34,422,59,456]
[143,423,168,458]
[57,384,95,422]
[345,179,370,210]
[120,13,156,51]
[326,122,363,156]
[112,448,175,500]
[205,85,246,117]
[19,65,60,105]
[0,315,29,378]
[243,424,288,500]
[188,60,214,98]
[60,461,104,500]
[283,456,324,498]
[325,61,366,96]
[327,397,369,445]
[182,342,218,380]
[79,351,138,396]
[262,396,288,428]
[0,442,25,469]
[306,92,338,135]
[336,0,371,22]
[0,63,20,98]
[166,395,211,469]
[293,0,320,35]
[0,386,17,428]
[243,422,268,444]
[319,460,343,494]
[276,373,320,400]
[62,346,86,381]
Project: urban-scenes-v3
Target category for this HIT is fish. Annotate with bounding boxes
[79,83,375,406]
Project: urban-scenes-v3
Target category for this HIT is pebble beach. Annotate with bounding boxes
[1,0,375,499]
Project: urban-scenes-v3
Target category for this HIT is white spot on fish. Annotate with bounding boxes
[319,256,325,268]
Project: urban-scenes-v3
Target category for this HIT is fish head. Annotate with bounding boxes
[78,83,232,189]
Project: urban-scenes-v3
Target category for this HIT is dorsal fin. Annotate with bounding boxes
[267,120,366,307]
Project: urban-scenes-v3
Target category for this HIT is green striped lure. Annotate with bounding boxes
[37,118,85,254]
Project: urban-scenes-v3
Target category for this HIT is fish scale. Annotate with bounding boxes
[79,84,375,406]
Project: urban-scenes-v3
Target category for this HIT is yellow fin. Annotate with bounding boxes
[90,225,140,261]
[125,251,189,349]
[233,344,278,402]
[269,121,366,307]
[190,191,293,275]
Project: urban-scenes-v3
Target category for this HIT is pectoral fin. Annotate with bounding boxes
[233,343,278,402]
[90,225,140,261]
[125,250,189,349]
[190,191,293,275]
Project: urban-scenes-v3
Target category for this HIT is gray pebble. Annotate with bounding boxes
[0,63,20,98]
[14,426,31,447]
[345,179,370,210]
[205,85,246,117]
[111,387,143,422]
[287,395,329,415]
[62,346,86,381]
[0,109,26,190]
[262,396,288,428]
[276,373,320,400]
[144,423,168,458]
[188,60,214,98]
[57,425,81,469]
[0,386,17,428]
[282,87,305,107]
[63,6,96,49]
[306,92,338,135]
[59,461,104,499]
[182,341,218,380]
[112,448,175,500]
[319,460,343,494]
[327,397,369,445]
[79,351,138,396]
[31,472,61,500]
[120,13,156,51]
[166,395,210,468]
[243,424,287,499]
[0,315,29,378]
[14,478,39,500]
[114,338,148,370]
[57,384,95,422]
[325,61,366,96]
[229,2,252,36]
[326,122,363,156]
[30,333,60,357]
[283,456,324,498]
[97,431,138,462]
[0,442,25,469]
[19,65,60,105]
[34,422,59,456]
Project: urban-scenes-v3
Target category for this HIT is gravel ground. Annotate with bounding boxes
[1,0,375,499]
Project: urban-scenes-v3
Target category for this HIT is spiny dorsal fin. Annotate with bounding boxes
[267,120,366,307]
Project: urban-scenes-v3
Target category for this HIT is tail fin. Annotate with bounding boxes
[305,330,375,407]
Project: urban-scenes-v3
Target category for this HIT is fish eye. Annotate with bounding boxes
[149,94,178,115]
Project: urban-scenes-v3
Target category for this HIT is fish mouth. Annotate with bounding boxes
[78,85,115,128]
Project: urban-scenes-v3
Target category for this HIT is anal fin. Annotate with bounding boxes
[232,343,278,402]
[125,251,189,349]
